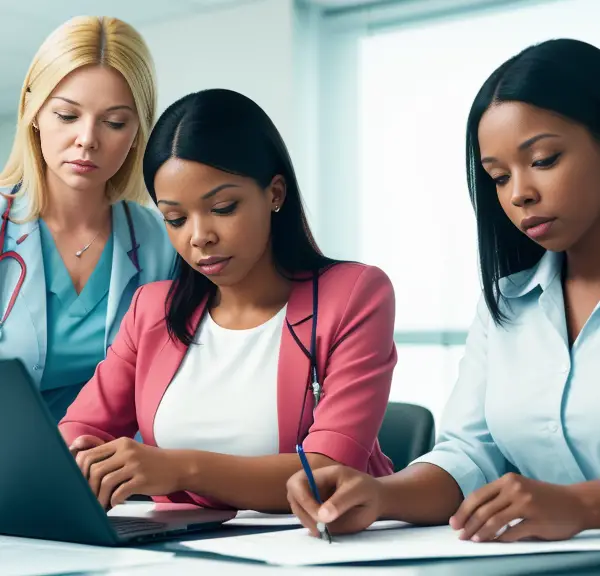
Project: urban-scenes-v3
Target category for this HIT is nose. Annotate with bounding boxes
[190,216,218,248]
[74,118,99,151]
[510,173,540,208]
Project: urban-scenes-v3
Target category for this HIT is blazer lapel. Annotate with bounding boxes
[135,275,319,451]
[105,203,139,348]
[140,298,208,446]
[278,278,315,453]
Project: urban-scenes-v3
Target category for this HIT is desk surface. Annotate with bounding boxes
[78,550,600,576]
[5,520,600,576]
[11,532,599,576]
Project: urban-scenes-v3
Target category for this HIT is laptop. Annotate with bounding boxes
[0,358,235,546]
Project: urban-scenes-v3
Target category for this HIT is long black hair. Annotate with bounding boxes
[143,89,336,345]
[466,38,600,324]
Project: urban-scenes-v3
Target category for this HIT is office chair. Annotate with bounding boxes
[378,402,435,472]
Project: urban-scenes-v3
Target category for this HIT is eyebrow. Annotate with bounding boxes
[51,96,134,112]
[481,133,561,164]
[157,183,240,206]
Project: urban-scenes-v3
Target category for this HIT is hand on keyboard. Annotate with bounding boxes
[73,436,188,510]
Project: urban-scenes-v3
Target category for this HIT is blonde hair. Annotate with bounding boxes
[0,16,157,220]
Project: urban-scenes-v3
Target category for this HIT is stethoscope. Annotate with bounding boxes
[288,270,322,443]
[0,186,141,341]
[0,194,26,340]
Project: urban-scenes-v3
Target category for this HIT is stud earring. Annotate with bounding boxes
[274,205,280,213]
[32,122,38,131]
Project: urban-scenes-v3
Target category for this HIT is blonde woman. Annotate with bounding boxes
[0,16,175,421]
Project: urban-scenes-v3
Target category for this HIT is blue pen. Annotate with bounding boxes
[296,444,332,543]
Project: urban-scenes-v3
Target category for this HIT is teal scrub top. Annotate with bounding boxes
[38,220,113,421]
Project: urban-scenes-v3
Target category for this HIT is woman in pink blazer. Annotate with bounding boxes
[59,89,396,512]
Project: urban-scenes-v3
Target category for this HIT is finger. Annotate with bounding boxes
[288,494,320,537]
[450,481,502,530]
[286,474,321,535]
[496,519,532,542]
[76,444,117,480]
[88,456,126,497]
[287,472,321,522]
[317,476,373,527]
[69,435,105,457]
[98,467,133,510]
[472,506,522,542]
[70,435,105,451]
[110,477,143,509]
[459,493,512,541]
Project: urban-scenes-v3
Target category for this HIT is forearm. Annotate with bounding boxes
[568,480,600,530]
[175,450,335,512]
[377,463,464,525]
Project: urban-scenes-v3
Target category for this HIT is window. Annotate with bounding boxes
[357,0,600,423]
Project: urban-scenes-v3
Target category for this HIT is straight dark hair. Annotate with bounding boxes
[466,38,600,324]
[143,89,336,345]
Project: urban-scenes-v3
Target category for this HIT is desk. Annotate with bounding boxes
[85,551,600,576]
[50,550,600,576]
[5,522,600,575]
[6,534,600,575]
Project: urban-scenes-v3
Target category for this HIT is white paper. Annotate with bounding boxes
[0,536,173,576]
[226,510,301,526]
[182,521,600,566]
[107,501,158,517]
[114,505,301,527]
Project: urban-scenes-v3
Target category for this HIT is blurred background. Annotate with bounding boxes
[0,0,592,424]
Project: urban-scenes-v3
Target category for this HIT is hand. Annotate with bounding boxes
[69,435,105,457]
[75,437,186,510]
[450,473,587,542]
[287,465,383,536]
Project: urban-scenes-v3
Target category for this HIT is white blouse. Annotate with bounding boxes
[153,306,287,456]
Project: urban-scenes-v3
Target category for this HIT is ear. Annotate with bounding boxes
[269,175,287,213]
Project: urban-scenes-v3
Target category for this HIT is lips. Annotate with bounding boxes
[521,216,556,240]
[195,257,231,276]
[69,160,98,168]
[521,216,555,231]
[196,257,230,266]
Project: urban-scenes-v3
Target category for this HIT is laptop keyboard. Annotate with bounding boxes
[109,517,169,536]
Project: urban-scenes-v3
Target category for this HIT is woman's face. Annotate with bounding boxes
[36,65,140,193]
[478,101,600,253]
[154,158,285,287]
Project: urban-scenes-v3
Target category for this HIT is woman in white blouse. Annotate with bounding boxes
[287,38,600,542]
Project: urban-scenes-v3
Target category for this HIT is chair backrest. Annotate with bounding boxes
[377,402,435,472]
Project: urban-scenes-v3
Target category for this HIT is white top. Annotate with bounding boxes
[153,305,286,456]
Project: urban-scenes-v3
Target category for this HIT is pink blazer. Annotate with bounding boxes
[60,262,397,507]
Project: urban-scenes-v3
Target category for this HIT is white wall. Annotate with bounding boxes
[142,0,295,131]
[139,0,320,227]
[0,113,16,169]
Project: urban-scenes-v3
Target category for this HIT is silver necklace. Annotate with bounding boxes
[75,230,101,258]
